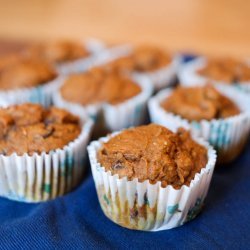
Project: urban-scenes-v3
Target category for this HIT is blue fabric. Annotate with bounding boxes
[0,141,249,250]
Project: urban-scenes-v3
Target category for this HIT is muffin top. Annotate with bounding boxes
[198,57,250,83]
[98,124,208,189]
[107,46,171,73]
[0,53,23,72]
[0,59,57,90]
[0,103,81,155]
[60,67,141,105]
[161,85,240,121]
[26,40,90,63]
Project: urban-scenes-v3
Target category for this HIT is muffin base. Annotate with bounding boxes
[88,132,216,231]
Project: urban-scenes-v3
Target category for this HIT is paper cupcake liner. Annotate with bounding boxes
[0,115,94,203]
[148,85,250,163]
[88,131,216,231]
[53,75,153,133]
[178,57,250,94]
[0,76,64,108]
[133,55,181,91]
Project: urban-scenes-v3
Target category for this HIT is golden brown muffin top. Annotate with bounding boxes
[0,103,81,155]
[98,124,208,189]
[106,46,171,73]
[0,53,24,72]
[0,59,57,91]
[60,67,141,105]
[26,40,90,63]
[198,57,250,83]
[161,85,240,122]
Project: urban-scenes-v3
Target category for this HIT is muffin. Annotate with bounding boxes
[148,85,250,163]
[88,124,216,231]
[198,57,250,83]
[0,103,93,202]
[103,45,180,91]
[0,58,61,107]
[178,57,250,93]
[53,66,153,132]
[26,40,90,63]
[25,40,104,74]
[161,85,240,121]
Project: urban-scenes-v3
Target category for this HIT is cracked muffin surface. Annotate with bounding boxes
[0,103,81,155]
[0,59,57,90]
[97,124,208,189]
[161,85,240,121]
[198,57,250,83]
[60,67,141,105]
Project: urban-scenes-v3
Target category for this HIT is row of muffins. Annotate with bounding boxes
[0,39,250,232]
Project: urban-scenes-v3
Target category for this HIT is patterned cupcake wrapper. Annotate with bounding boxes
[148,85,250,163]
[133,55,181,91]
[88,132,216,231]
[0,117,94,203]
[53,74,153,132]
[0,76,65,108]
[178,57,250,94]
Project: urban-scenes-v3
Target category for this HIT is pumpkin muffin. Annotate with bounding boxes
[0,103,81,155]
[198,57,250,83]
[0,103,93,202]
[60,67,141,105]
[0,59,57,91]
[161,85,240,121]
[98,124,208,189]
[26,40,90,64]
[106,46,171,73]
[54,65,153,133]
[89,124,216,230]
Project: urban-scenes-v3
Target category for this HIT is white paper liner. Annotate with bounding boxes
[178,57,250,93]
[148,85,250,163]
[53,74,153,132]
[133,55,181,91]
[88,131,216,231]
[0,114,94,203]
[0,76,65,108]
